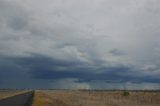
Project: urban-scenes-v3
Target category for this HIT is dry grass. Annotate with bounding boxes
[0,90,30,100]
[32,90,160,106]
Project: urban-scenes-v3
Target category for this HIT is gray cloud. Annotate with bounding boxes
[109,48,126,56]
[0,0,160,89]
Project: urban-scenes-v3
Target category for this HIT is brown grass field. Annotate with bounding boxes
[32,90,160,106]
[0,90,29,100]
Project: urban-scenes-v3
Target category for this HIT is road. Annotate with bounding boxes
[0,91,34,106]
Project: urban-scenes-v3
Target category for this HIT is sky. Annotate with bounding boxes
[0,0,160,90]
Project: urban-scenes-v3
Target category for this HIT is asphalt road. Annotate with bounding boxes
[0,91,34,106]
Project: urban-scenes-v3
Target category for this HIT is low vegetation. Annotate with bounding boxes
[122,91,130,96]
[32,90,160,106]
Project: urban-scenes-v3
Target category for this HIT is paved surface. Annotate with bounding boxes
[0,91,34,106]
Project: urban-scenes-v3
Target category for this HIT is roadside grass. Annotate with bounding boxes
[0,90,30,100]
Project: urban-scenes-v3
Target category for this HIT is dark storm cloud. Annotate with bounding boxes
[1,54,159,86]
[30,66,130,81]
[31,67,160,84]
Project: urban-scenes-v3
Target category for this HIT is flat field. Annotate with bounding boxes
[32,90,160,106]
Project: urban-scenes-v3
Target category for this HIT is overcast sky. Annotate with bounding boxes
[0,0,160,89]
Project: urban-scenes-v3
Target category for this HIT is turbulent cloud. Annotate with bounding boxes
[0,0,160,89]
